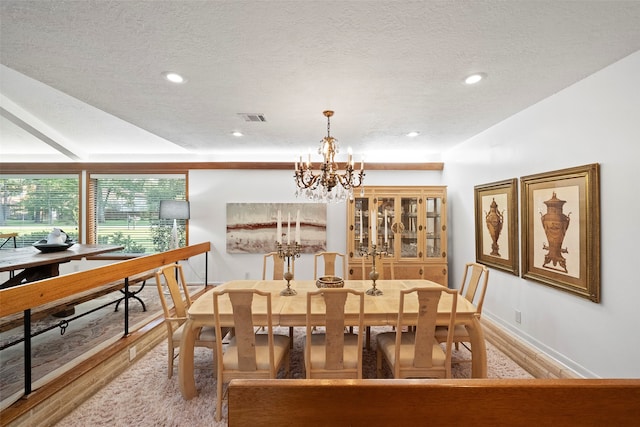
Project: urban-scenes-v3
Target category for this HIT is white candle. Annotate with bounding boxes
[371,209,376,245]
[360,156,364,171]
[384,209,388,243]
[287,213,291,244]
[277,210,282,244]
[295,210,301,243]
[347,147,353,166]
[359,210,363,243]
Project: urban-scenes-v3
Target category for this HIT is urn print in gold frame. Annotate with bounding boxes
[474,179,519,275]
[521,164,600,303]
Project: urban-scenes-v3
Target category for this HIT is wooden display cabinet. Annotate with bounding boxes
[347,186,448,285]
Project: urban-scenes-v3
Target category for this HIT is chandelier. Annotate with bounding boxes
[294,110,365,202]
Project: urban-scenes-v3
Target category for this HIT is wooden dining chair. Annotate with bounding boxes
[213,288,290,421]
[262,251,295,280]
[435,262,489,359]
[361,257,395,348]
[359,256,395,281]
[377,286,458,379]
[155,263,229,378]
[305,288,365,379]
[313,251,346,279]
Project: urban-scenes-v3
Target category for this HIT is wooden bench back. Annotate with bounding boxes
[228,378,640,426]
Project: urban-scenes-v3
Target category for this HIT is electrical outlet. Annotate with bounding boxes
[515,310,522,324]
[129,346,136,361]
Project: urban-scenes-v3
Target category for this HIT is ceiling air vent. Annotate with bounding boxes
[238,113,267,122]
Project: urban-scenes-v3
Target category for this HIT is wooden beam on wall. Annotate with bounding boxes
[0,162,443,173]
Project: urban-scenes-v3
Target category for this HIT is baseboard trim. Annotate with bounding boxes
[481,317,581,379]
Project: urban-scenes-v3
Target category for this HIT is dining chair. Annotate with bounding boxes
[154,263,229,379]
[213,288,290,421]
[362,257,395,348]
[313,251,346,279]
[435,262,489,359]
[262,251,295,280]
[359,256,395,280]
[377,286,458,379]
[305,288,365,379]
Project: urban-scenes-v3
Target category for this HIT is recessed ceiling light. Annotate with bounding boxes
[162,71,186,84]
[406,131,420,137]
[232,131,243,137]
[464,73,486,85]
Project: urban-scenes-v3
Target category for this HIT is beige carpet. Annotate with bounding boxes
[55,327,533,426]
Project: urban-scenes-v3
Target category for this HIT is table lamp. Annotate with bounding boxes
[159,200,190,249]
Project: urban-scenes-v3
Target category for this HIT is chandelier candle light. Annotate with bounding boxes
[276,209,301,296]
[294,110,365,202]
[358,208,389,296]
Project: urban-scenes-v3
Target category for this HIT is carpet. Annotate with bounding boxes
[55,327,533,426]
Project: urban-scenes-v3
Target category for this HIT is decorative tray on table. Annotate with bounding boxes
[316,276,345,288]
[33,239,76,253]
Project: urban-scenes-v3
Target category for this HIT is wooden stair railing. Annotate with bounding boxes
[0,242,210,399]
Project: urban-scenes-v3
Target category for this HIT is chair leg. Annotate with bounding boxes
[289,326,294,348]
[216,380,223,421]
[376,347,383,378]
[168,341,174,379]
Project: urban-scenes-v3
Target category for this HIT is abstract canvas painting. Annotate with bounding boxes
[226,203,327,253]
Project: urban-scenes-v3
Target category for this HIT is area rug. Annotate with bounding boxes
[55,327,533,426]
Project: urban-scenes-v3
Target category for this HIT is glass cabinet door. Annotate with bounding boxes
[377,197,395,257]
[400,196,419,258]
[354,197,369,254]
[425,196,442,258]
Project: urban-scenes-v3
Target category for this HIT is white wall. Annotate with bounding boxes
[185,169,444,284]
[6,52,637,379]
[442,51,640,378]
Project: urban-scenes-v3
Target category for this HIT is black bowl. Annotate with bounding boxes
[33,239,76,253]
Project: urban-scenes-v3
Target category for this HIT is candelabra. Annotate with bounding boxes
[358,241,389,296]
[276,241,301,296]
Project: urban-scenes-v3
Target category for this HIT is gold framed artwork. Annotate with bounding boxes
[474,178,519,275]
[520,164,600,302]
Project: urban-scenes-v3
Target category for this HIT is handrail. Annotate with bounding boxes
[0,242,210,318]
[0,242,211,400]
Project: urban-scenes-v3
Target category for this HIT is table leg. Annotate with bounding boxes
[178,318,198,399]
[466,315,488,378]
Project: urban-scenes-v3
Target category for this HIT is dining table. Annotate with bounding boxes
[178,279,488,399]
[0,243,124,290]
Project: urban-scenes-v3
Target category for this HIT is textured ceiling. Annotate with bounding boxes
[1,1,640,163]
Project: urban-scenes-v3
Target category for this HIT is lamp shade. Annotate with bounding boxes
[159,200,190,220]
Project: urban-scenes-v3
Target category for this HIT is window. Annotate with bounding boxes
[0,175,80,247]
[88,174,187,253]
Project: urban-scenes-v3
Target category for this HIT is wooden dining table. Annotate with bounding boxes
[0,244,124,289]
[178,279,488,399]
